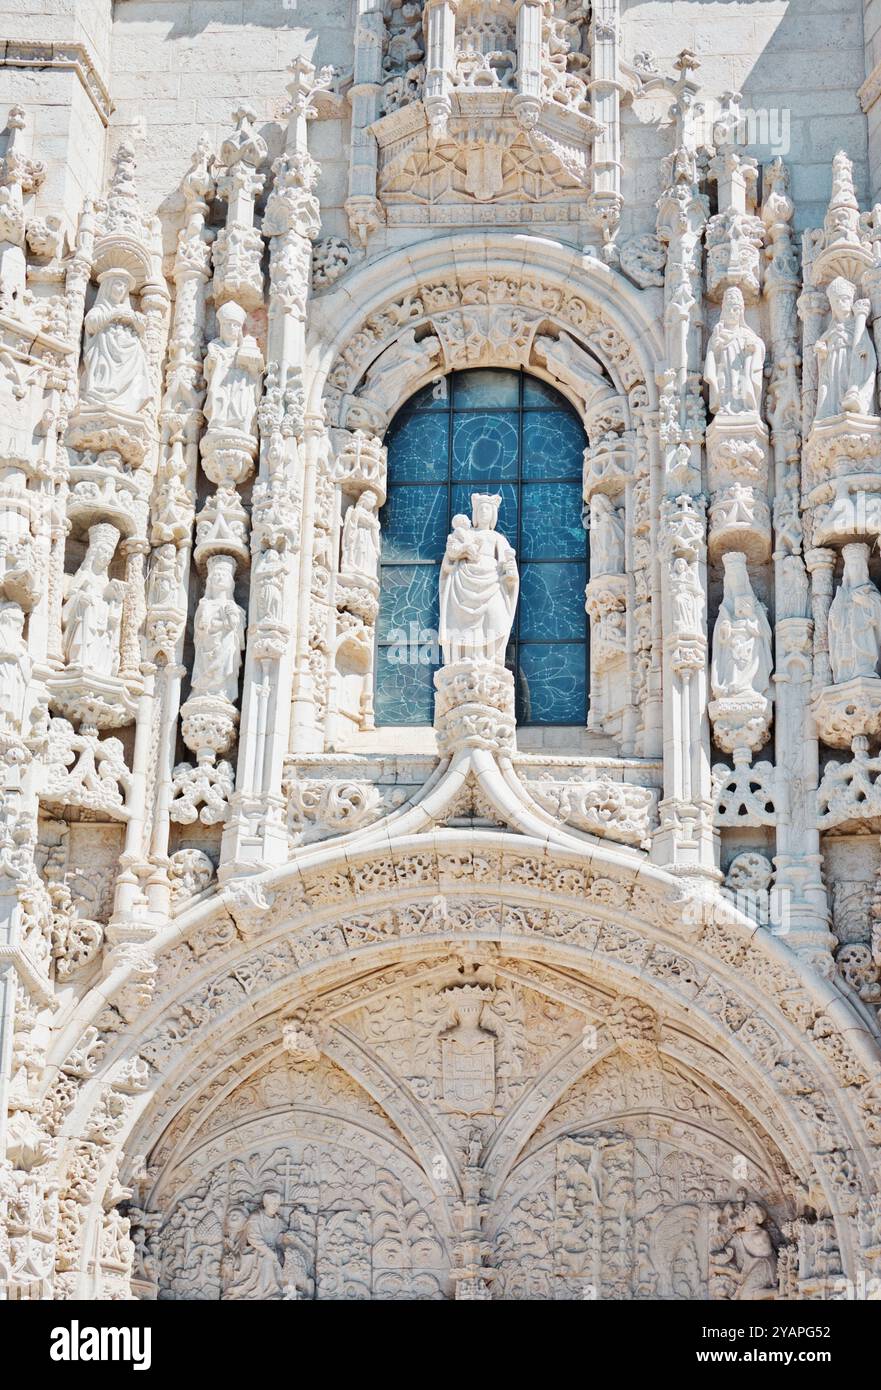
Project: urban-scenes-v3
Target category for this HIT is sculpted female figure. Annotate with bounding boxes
[828,542,881,684]
[439,494,518,666]
[61,523,125,677]
[80,268,152,416]
[191,554,246,703]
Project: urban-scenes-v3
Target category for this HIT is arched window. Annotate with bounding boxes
[376,368,589,726]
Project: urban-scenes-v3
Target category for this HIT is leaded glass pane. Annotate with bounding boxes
[374,646,436,725]
[452,412,519,479]
[516,643,587,724]
[379,484,448,562]
[405,378,449,411]
[519,561,587,640]
[377,564,440,641]
[452,369,520,408]
[377,368,590,725]
[521,411,585,479]
[384,413,449,481]
[522,375,565,407]
[520,483,586,560]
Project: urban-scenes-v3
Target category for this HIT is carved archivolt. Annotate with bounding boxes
[37,828,881,1296]
[311,236,660,429]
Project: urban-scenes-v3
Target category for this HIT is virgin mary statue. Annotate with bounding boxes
[439,494,519,666]
[80,268,152,416]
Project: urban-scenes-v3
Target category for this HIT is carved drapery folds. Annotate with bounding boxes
[5,28,881,1307]
[801,153,881,901]
[174,111,265,835]
[435,493,519,755]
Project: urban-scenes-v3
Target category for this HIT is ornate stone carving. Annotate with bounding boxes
[709,553,773,757]
[344,330,442,432]
[529,774,657,848]
[709,1199,778,1300]
[67,269,153,464]
[705,288,765,418]
[201,302,263,480]
[6,37,881,1310]
[815,277,876,421]
[828,543,881,685]
[167,849,215,906]
[439,494,518,665]
[61,524,126,680]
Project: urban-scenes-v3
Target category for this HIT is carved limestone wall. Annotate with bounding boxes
[0,3,881,1303]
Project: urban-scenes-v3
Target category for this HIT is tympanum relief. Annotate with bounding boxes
[135,955,801,1301]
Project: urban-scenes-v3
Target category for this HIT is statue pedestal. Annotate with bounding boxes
[66,405,150,466]
[180,692,239,760]
[804,413,881,506]
[706,415,771,562]
[434,661,516,757]
[708,692,773,757]
[812,676,881,749]
[47,670,138,729]
[199,427,257,487]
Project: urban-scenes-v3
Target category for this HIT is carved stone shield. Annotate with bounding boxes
[441,1034,495,1114]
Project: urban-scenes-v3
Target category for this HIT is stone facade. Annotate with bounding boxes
[1,0,881,1302]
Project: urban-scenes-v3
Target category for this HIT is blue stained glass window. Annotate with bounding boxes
[452,412,519,479]
[376,368,590,726]
[519,562,588,641]
[521,412,585,480]
[518,643,587,725]
[376,564,440,642]
[384,413,450,482]
[379,484,448,563]
[520,483,585,560]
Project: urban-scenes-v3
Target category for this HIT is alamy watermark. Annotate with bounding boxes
[682,884,794,936]
[50,1321,152,1370]
[695,97,791,158]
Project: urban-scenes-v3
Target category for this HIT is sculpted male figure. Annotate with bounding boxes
[815,276,877,420]
[224,1191,286,1301]
[203,301,264,438]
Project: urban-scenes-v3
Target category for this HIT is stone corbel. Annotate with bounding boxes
[705,418,772,563]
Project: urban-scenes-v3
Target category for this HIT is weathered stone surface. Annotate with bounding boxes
[0,0,879,1304]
